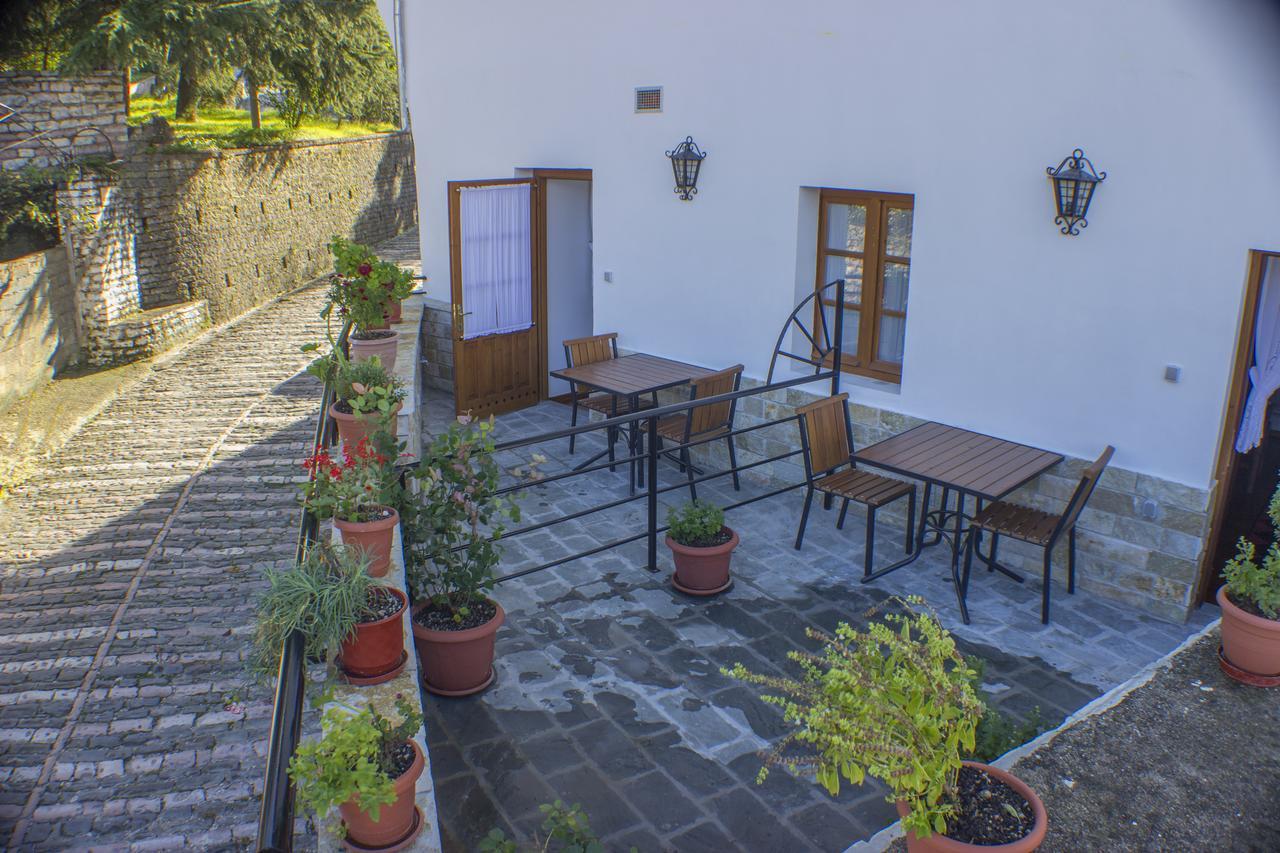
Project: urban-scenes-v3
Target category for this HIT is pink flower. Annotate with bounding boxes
[358,263,372,276]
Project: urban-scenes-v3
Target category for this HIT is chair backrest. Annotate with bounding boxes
[686,364,744,436]
[796,393,853,476]
[563,332,618,369]
[1054,445,1115,537]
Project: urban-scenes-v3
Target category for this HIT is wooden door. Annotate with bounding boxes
[448,178,542,417]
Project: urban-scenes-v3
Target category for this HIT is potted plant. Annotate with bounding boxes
[289,694,425,849]
[301,438,401,578]
[330,356,405,451]
[666,500,738,596]
[404,416,520,696]
[726,598,1048,852]
[251,544,408,686]
[328,237,409,371]
[1218,481,1280,684]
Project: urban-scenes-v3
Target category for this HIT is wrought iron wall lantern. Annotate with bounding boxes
[666,136,706,201]
[1046,148,1106,235]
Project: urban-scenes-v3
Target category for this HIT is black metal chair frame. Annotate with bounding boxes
[794,396,920,578]
[960,446,1114,624]
[562,334,656,466]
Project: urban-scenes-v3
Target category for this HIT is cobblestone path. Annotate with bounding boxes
[0,284,330,851]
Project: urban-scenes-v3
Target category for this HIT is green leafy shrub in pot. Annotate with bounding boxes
[250,544,376,677]
[666,500,728,547]
[289,694,424,839]
[1223,483,1280,620]
[337,356,406,419]
[326,237,415,334]
[724,597,985,839]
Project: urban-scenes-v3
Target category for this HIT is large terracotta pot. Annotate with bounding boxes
[896,762,1047,853]
[335,507,399,577]
[666,527,738,595]
[339,739,424,849]
[349,330,399,373]
[411,599,505,697]
[329,401,402,451]
[338,587,407,684]
[1219,585,1280,678]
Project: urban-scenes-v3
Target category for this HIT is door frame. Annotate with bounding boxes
[1198,249,1280,603]
[447,177,542,416]
[529,168,592,401]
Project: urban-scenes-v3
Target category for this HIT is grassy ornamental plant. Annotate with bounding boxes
[300,437,397,523]
[325,237,415,333]
[667,500,726,547]
[725,598,984,839]
[289,694,423,831]
[250,544,376,677]
[1223,483,1280,620]
[404,416,521,623]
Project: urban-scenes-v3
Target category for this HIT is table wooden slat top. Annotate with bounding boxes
[855,422,1063,500]
[550,353,715,397]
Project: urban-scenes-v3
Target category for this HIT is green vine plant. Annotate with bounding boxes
[249,544,376,679]
[288,693,423,836]
[724,596,983,840]
[479,801,634,853]
[1223,480,1280,619]
[403,416,522,624]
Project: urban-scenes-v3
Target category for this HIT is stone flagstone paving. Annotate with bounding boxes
[420,392,1216,852]
[0,282,331,851]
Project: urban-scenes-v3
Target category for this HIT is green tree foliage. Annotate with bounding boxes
[0,1,116,71]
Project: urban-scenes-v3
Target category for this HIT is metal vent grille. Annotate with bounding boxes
[634,87,662,113]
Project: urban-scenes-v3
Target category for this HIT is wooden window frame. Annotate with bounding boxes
[813,188,914,384]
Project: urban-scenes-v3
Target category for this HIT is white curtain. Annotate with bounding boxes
[1236,256,1280,453]
[459,183,533,340]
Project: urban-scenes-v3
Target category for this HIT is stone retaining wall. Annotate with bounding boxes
[420,299,454,394]
[0,71,127,171]
[0,246,79,412]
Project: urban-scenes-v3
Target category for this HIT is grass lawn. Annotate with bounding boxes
[128,95,396,148]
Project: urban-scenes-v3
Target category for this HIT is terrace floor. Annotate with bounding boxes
[420,392,1217,852]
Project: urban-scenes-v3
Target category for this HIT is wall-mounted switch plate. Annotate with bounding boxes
[1164,364,1181,383]
[602,270,614,283]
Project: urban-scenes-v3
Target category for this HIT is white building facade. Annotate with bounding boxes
[389,0,1280,621]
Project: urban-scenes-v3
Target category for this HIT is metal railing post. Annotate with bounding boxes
[831,278,845,397]
[646,414,659,572]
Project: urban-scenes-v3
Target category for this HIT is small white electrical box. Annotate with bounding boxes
[603,270,614,283]
[1164,365,1181,383]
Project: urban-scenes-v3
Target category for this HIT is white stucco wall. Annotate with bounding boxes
[401,0,1280,489]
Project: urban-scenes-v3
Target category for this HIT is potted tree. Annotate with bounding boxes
[1218,481,1280,684]
[290,694,425,849]
[404,416,520,696]
[726,598,1048,852]
[252,544,408,686]
[666,500,738,596]
[301,437,400,578]
[328,237,406,372]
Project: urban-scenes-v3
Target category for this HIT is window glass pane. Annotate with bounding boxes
[825,203,866,253]
[822,302,860,355]
[882,261,909,312]
[824,254,863,305]
[878,314,905,364]
[885,207,912,258]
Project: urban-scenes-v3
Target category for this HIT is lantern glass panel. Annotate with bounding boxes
[1074,181,1095,217]
[1056,178,1077,217]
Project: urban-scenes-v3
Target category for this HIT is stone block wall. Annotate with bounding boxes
[0,71,127,171]
[122,132,417,323]
[0,246,79,412]
[421,298,454,393]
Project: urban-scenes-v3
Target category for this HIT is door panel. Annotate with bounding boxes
[448,178,541,417]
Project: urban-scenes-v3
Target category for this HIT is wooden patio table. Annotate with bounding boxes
[550,353,714,493]
[854,421,1063,623]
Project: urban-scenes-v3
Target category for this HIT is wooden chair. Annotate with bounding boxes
[562,332,655,457]
[794,394,917,577]
[962,445,1115,624]
[653,365,744,500]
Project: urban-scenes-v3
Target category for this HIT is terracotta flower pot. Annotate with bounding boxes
[350,330,399,373]
[386,299,403,325]
[666,527,738,595]
[411,599,505,696]
[338,587,407,684]
[339,738,424,850]
[1218,585,1280,678]
[335,507,399,577]
[895,762,1047,853]
[329,401,402,451]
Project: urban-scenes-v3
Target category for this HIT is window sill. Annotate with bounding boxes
[839,370,901,396]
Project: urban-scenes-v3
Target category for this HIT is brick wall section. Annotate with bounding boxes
[122,132,417,322]
[95,300,208,364]
[421,298,454,393]
[0,246,79,412]
[0,71,127,171]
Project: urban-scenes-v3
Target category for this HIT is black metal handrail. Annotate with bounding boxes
[256,322,351,853]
